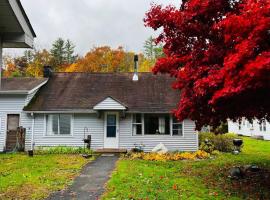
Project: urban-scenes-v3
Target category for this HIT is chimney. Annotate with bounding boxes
[43,66,53,78]
[132,55,139,81]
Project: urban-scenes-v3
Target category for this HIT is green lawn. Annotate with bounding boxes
[0,153,90,200]
[103,137,270,200]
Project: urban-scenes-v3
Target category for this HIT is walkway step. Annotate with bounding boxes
[96,148,127,153]
[46,155,119,200]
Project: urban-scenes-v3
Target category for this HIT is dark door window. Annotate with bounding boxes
[107,114,116,138]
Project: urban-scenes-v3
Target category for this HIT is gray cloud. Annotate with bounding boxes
[5,0,181,57]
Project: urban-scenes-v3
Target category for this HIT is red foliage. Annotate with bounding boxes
[144,0,270,129]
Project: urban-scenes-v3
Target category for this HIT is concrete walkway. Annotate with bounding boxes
[47,154,119,200]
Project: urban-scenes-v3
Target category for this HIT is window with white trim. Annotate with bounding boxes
[132,114,172,135]
[132,114,143,135]
[259,120,267,132]
[144,114,170,135]
[46,114,72,135]
[172,117,183,136]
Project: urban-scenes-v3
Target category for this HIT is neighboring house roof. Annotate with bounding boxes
[24,73,180,113]
[0,77,48,94]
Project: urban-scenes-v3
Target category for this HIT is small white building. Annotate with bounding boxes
[228,119,270,140]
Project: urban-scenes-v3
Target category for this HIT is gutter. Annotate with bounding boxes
[23,110,172,114]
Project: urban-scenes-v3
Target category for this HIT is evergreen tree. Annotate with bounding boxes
[50,38,66,68]
[65,39,77,64]
[143,36,164,60]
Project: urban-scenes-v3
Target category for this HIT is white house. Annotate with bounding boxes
[0,72,198,152]
[228,119,270,140]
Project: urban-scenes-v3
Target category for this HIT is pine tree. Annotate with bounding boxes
[143,36,164,60]
[65,39,77,64]
[50,38,66,68]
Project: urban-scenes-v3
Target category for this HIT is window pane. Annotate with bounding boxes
[144,114,170,135]
[7,115,19,131]
[52,115,59,134]
[173,123,183,136]
[59,115,71,135]
[107,126,116,137]
[173,129,183,136]
[107,115,116,126]
[144,114,159,134]
[173,117,180,123]
[133,114,142,123]
[133,124,142,135]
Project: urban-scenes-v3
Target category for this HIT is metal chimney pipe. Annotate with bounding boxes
[133,54,139,81]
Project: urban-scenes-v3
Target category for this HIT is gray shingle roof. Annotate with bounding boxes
[0,77,47,92]
[24,73,180,112]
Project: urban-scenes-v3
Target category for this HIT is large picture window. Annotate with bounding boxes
[132,114,184,136]
[46,114,72,135]
[144,114,170,135]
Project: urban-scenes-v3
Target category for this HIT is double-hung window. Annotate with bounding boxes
[260,120,267,132]
[172,117,183,136]
[132,114,143,135]
[46,114,72,136]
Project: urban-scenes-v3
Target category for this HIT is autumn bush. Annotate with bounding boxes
[126,150,210,161]
[199,132,240,153]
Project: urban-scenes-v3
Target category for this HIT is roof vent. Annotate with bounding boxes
[133,55,139,81]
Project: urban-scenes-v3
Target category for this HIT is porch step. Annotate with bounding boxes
[95,148,127,153]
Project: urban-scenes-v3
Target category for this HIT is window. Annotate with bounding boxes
[238,121,241,130]
[172,117,183,136]
[132,114,142,135]
[144,114,170,135]
[260,120,267,132]
[46,114,72,135]
[263,121,267,132]
[132,114,182,136]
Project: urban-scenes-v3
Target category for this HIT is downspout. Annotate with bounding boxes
[31,113,35,150]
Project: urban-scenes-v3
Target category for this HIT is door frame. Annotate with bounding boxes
[104,112,119,149]
[5,113,21,150]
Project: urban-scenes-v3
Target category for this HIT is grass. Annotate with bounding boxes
[0,153,91,200]
[102,137,270,200]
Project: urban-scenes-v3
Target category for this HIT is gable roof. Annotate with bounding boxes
[93,96,127,110]
[0,77,48,94]
[24,72,180,113]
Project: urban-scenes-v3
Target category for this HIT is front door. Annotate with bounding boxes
[6,114,20,151]
[104,112,119,148]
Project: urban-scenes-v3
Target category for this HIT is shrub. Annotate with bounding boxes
[35,146,93,155]
[199,132,241,153]
[127,150,210,161]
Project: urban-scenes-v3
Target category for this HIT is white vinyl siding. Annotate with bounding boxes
[93,97,126,110]
[120,114,198,152]
[27,113,104,150]
[23,113,198,152]
[0,94,33,151]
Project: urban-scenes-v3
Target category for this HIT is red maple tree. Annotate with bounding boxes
[144,0,270,130]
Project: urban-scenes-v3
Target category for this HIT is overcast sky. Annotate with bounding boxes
[5,0,181,57]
